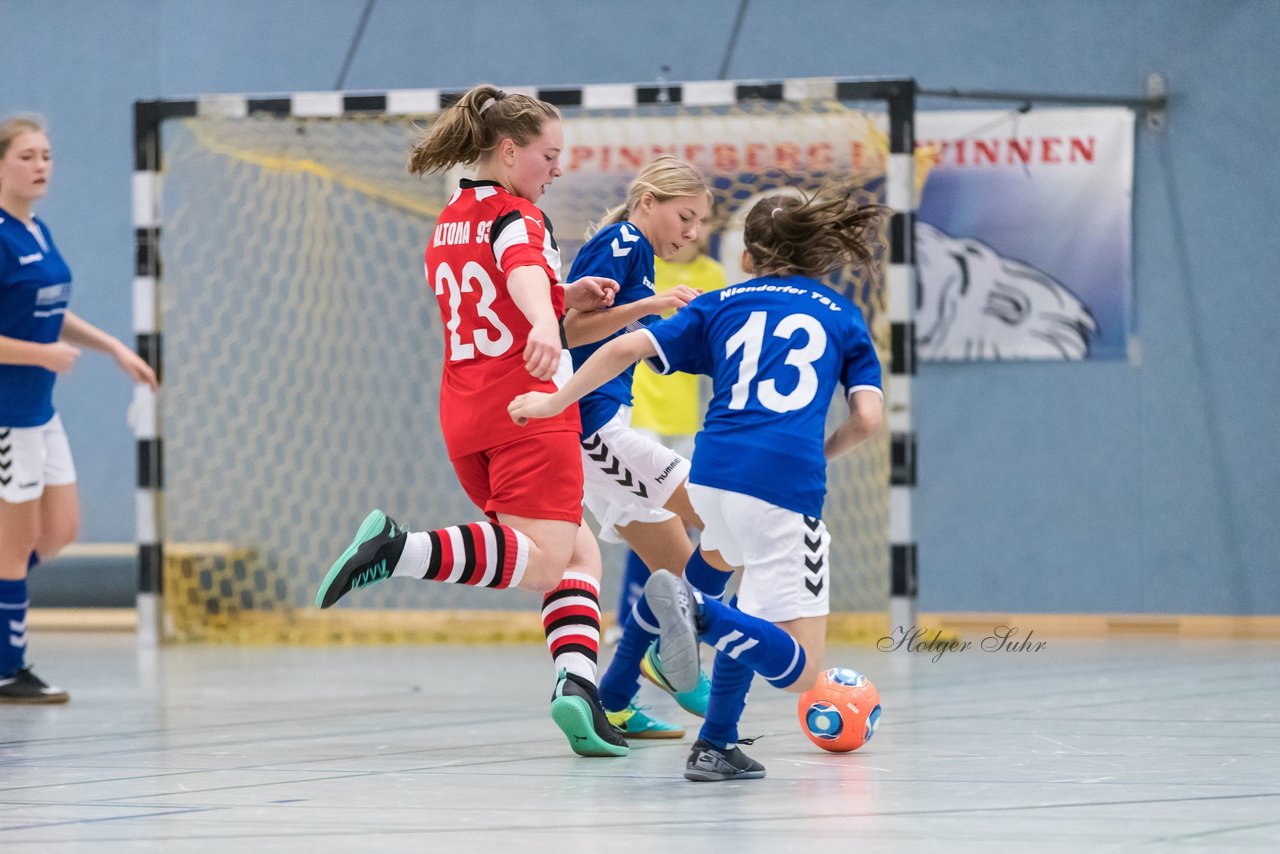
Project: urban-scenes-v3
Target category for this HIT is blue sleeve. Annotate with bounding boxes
[643,297,712,376]
[567,224,639,292]
[841,316,882,393]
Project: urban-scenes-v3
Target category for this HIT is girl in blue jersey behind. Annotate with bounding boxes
[0,116,157,703]
[560,156,716,739]
[512,183,885,780]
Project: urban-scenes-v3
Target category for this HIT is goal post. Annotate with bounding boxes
[131,77,918,645]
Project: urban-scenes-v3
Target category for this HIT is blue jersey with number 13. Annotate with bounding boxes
[641,275,881,518]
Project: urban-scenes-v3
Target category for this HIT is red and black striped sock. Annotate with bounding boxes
[395,523,529,589]
[541,572,601,683]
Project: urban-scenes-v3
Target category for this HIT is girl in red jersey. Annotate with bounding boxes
[316,85,635,757]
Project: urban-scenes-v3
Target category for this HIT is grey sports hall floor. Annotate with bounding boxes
[2,631,1277,852]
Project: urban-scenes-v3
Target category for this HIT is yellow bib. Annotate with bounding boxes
[631,254,728,436]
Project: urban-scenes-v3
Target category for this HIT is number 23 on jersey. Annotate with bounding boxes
[429,259,515,361]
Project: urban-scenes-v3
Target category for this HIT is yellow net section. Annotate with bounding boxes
[159,99,892,643]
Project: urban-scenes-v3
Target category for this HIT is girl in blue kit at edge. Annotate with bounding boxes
[0,115,158,704]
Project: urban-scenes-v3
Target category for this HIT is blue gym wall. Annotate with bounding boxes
[2,0,1276,614]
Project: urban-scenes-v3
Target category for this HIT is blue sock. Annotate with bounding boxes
[696,596,807,689]
[0,578,29,677]
[616,550,648,624]
[598,595,660,712]
[684,549,732,600]
[698,650,755,748]
[28,551,39,572]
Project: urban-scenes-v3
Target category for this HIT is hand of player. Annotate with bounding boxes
[41,341,81,373]
[652,284,701,313]
[509,391,565,426]
[522,319,562,381]
[564,276,619,311]
[113,343,159,391]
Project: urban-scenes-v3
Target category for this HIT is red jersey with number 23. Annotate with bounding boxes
[426,179,580,458]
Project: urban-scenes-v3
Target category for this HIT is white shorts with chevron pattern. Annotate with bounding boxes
[580,407,689,544]
[687,483,831,622]
[0,413,77,505]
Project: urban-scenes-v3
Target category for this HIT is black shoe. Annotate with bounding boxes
[315,510,407,608]
[643,569,702,693]
[550,670,629,757]
[684,738,765,781]
[0,666,70,704]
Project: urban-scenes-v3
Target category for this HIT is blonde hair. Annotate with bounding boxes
[595,155,710,232]
[743,183,885,278]
[0,115,46,191]
[408,85,560,175]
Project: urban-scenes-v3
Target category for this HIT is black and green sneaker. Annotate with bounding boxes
[315,510,407,608]
[550,670,630,757]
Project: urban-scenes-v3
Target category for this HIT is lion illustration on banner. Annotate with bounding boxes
[719,189,1097,361]
[915,222,1097,360]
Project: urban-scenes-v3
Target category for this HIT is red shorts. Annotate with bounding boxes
[451,430,584,524]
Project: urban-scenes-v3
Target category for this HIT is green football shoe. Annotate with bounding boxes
[315,510,406,608]
[550,670,630,757]
[606,703,685,739]
[640,640,710,718]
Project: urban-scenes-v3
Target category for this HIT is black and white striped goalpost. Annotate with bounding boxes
[882,82,919,640]
[130,77,919,645]
[132,101,170,646]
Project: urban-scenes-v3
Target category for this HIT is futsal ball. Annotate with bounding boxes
[797,667,881,753]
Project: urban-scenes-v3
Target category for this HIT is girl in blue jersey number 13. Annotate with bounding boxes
[0,116,158,704]
[511,183,886,781]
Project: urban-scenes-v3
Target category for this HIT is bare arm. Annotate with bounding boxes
[560,276,619,312]
[824,388,884,460]
[506,265,562,381]
[59,311,121,353]
[561,285,700,348]
[0,334,79,371]
[60,311,158,390]
[509,330,657,425]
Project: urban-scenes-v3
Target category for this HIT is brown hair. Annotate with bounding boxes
[408,85,560,175]
[742,184,885,278]
[596,155,710,231]
[0,115,46,191]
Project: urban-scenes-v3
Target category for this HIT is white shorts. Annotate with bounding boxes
[581,407,691,544]
[687,483,831,622]
[631,427,695,462]
[0,413,77,504]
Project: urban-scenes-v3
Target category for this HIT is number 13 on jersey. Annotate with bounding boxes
[726,311,828,413]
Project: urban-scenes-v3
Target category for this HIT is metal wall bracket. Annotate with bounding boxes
[1146,73,1168,132]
